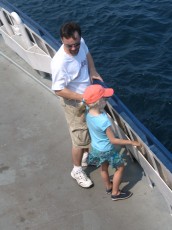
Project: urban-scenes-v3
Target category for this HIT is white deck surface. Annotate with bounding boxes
[0,35,172,230]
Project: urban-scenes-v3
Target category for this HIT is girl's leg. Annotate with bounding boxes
[112,164,125,195]
[100,162,112,190]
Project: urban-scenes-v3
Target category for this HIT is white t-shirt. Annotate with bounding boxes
[51,38,91,94]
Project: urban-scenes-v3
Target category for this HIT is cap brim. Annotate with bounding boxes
[103,88,114,97]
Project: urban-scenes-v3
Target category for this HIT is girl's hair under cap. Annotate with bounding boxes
[83,84,114,104]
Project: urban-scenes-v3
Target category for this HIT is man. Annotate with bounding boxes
[51,22,103,188]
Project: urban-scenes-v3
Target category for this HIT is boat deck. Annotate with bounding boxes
[0,35,172,230]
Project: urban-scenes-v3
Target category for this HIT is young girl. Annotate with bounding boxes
[81,84,140,201]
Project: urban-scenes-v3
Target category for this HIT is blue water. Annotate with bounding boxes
[8,0,172,152]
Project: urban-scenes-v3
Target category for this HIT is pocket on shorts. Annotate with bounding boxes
[70,115,90,147]
[72,127,91,147]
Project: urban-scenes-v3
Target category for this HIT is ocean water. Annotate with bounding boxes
[8,0,172,152]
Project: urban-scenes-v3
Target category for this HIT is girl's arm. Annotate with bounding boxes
[106,126,140,146]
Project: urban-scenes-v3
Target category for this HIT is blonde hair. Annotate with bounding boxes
[77,100,100,117]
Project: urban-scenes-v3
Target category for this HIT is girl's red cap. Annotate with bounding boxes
[83,84,114,104]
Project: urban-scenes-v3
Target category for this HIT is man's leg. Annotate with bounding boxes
[71,146,93,188]
[72,146,83,166]
[60,98,92,188]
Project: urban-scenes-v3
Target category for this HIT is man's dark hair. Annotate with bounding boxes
[60,22,81,39]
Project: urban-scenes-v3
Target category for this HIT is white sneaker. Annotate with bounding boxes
[71,169,93,188]
[81,152,88,167]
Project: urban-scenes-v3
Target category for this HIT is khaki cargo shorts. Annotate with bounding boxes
[59,97,91,148]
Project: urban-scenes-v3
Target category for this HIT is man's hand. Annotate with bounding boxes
[87,52,104,83]
[91,73,104,82]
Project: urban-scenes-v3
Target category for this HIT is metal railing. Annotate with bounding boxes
[0,0,60,74]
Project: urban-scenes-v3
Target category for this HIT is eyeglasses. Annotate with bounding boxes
[64,42,81,49]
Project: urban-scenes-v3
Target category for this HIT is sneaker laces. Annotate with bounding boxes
[76,170,88,181]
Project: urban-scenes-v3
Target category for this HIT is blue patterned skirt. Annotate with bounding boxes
[87,146,125,169]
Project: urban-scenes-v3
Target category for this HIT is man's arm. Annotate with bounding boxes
[87,52,103,82]
[55,88,83,101]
